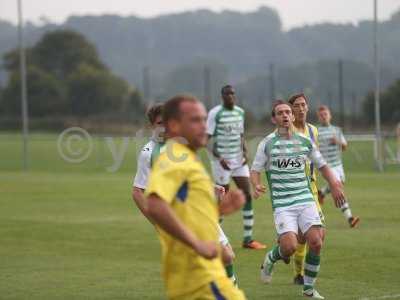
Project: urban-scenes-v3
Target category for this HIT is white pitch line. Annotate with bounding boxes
[360,294,400,300]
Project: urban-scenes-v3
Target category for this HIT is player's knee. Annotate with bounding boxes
[222,245,235,265]
[281,241,297,257]
[308,237,322,253]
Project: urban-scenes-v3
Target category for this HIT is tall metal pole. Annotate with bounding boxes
[17,0,29,170]
[269,63,275,101]
[338,59,345,129]
[203,65,211,109]
[374,0,383,171]
[142,66,151,103]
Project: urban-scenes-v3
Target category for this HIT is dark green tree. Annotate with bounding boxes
[364,79,400,124]
[1,65,66,117]
[1,29,143,119]
[32,30,105,79]
[67,63,129,116]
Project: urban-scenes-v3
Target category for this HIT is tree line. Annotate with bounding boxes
[0,30,144,122]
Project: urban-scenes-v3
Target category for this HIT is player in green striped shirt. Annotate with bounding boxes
[251,100,346,299]
[207,85,266,250]
[317,105,360,228]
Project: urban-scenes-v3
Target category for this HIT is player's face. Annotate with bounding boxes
[292,97,308,123]
[152,115,165,140]
[273,104,293,129]
[318,109,331,125]
[179,101,208,150]
[222,87,236,109]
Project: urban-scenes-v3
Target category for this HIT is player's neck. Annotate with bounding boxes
[223,104,234,110]
[294,119,306,131]
[277,126,293,139]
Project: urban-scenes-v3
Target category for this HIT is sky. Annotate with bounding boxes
[1,0,400,30]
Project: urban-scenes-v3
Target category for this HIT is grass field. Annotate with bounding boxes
[1,133,400,299]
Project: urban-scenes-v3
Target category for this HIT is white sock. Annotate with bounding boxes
[340,201,353,220]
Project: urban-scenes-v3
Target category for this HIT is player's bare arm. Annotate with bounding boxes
[132,187,153,222]
[147,193,218,259]
[241,134,248,164]
[207,134,230,170]
[219,189,246,215]
[318,165,345,208]
[250,170,267,199]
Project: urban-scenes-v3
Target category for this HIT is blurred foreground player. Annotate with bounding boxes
[145,95,247,300]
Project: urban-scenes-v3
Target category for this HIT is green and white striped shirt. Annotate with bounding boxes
[317,125,346,168]
[251,132,326,211]
[207,105,245,167]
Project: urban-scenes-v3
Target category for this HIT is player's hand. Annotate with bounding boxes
[330,181,345,208]
[219,190,245,215]
[214,185,225,200]
[219,159,231,170]
[193,240,218,259]
[253,184,266,199]
[242,156,248,166]
[330,137,339,145]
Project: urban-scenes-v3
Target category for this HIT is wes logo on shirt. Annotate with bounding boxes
[276,157,302,169]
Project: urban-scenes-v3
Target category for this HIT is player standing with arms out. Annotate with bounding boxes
[132,103,239,286]
[251,100,345,299]
[145,95,247,300]
[317,105,360,227]
[132,103,164,222]
[207,85,266,250]
[288,93,324,285]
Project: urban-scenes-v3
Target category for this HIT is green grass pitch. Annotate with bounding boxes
[1,133,400,299]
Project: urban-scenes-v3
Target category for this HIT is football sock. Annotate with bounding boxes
[293,242,307,276]
[225,264,237,286]
[266,245,282,264]
[304,250,321,291]
[340,201,353,220]
[321,185,330,196]
[242,201,254,243]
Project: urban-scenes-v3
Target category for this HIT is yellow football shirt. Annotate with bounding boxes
[145,140,226,299]
[293,123,320,201]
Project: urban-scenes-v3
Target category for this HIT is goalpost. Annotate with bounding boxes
[345,130,400,168]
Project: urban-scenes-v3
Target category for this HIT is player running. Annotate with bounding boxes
[145,95,247,300]
[288,93,325,285]
[250,100,346,299]
[132,103,239,286]
[317,105,360,228]
[207,85,266,250]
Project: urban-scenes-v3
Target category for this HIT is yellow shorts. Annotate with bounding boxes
[170,277,246,300]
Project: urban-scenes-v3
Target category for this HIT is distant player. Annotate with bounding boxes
[317,105,360,228]
[146,95,247,300]
[251,100,346,299]
[288,93,324,285]
[132,103,238,285]
[207,85,266,250]
[132,103,164,222]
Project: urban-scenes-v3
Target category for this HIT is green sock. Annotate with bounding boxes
[303,251,321,291]
[266,245,282,263]
[242,201,253,243]
[225,264,237,286]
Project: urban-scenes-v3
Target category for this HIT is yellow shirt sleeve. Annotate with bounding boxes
[313,125,319,147]
[145,156,188,204]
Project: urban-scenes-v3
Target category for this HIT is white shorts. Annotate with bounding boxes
[218,224,229,246]
[273,202,323,236]
[331,164,345,182]
[211,161,250,185]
